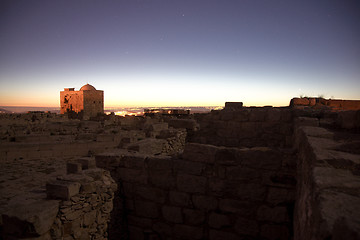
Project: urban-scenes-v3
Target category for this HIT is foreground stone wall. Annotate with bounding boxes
[294,123,360,240]
[1,159,117,240]
[191,107,293,148]
[96,143,297,240]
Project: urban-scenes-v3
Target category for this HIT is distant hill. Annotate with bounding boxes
[0,106,60,113]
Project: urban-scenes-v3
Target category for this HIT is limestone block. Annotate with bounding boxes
[149,170,175,189]
[167,119,198,130]
[135,186,166,203]
[76,157,96,169]
[225,102,243,109]
[266,187,295,205]
[147,156,173,170]
[95,154,121,168]
[46,180,81,200]
[173,159,205,175]
[234,217,259,237]
[220,110,234,121]
[127,215,153,228]
[117,168,147,184]
[173,224,203,240]
[257,205,289,223]
[183,209,205,225]
[291,97,310,106]
[149,122,168,132]
[67,162,82,174]
[209,212,230,228]
[134,200,159,218]
[338,111,358,129]
[177,174,206,193]
[236,183,267,201]
[2,199,59,237]
[219,199,256,217]
[127,138,166,155]
[294,117,319,127]
[169,191,191,207]
[162,206,183,223]
[182,143,218,163]
[240,148,283,170]
[266,108,281,122]
[249,109,267,121]
[209,229,238,240]
[260,224,290,240]
[226,166,260,182]
[192,195,218,210]
[150,222,172,238]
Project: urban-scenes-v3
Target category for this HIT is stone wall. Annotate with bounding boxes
[294,122,360,239]
[1,158,117,240]
[191,107,293,148]
[96,143,297,240]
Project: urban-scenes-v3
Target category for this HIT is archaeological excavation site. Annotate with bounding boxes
[1,96,360,240]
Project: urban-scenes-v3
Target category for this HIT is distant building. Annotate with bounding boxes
[60,84,104,119]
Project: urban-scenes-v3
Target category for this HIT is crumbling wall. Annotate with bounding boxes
[96,143,297,240]
[1,159,117,240]
[191,107,293,148]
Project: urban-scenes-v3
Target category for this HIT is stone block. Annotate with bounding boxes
[76,157,96,169]
[135,186,166,203]
[128,225,144,240]
[127,215,153,228]
[162,206,183,223]
[127,138,166,155]
[46,180,81,200]
[290,97,309,106]
[2,199,59,236]
[174,224,203,240]
[240,148,283,170]
[226,166,260,182]
[135,200,159,218]
[215,148,239,165]
[177,174,206,193]
[236,183,267,201]
[266,108,281,122]
[183,209,205,225]
[182,143,218,163]
[249,109,267,121]
[294,117,319,127]
[168,119,198,130]
[117,168,147,184]
[67,162,82,174]
[257,205,289,223]
[120,155,147,169]
[149,170,175,189]
[192,195,218,210]
[260,224,290,240]
[173,159,205,175]
[169,191,191,207]
[267,187,295,205]
[209,212,230,229]
[234,217,259,237]
[219,199,256,217]
[152,221,172,236]
[225,102,243,109]
[83,210,97,226]
[209,230,238,240]
[147,156,173,170]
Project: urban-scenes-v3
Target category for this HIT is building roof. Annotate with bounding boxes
[80,84,96,91]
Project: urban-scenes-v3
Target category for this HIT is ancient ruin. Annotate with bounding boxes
[1,97,359,240]
[60,84,104,120]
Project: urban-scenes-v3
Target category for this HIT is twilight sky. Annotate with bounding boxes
[0,0,359,107]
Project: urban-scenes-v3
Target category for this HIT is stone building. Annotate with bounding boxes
[60,84,104,119]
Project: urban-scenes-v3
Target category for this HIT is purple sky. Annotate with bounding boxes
[0,0,359,107]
